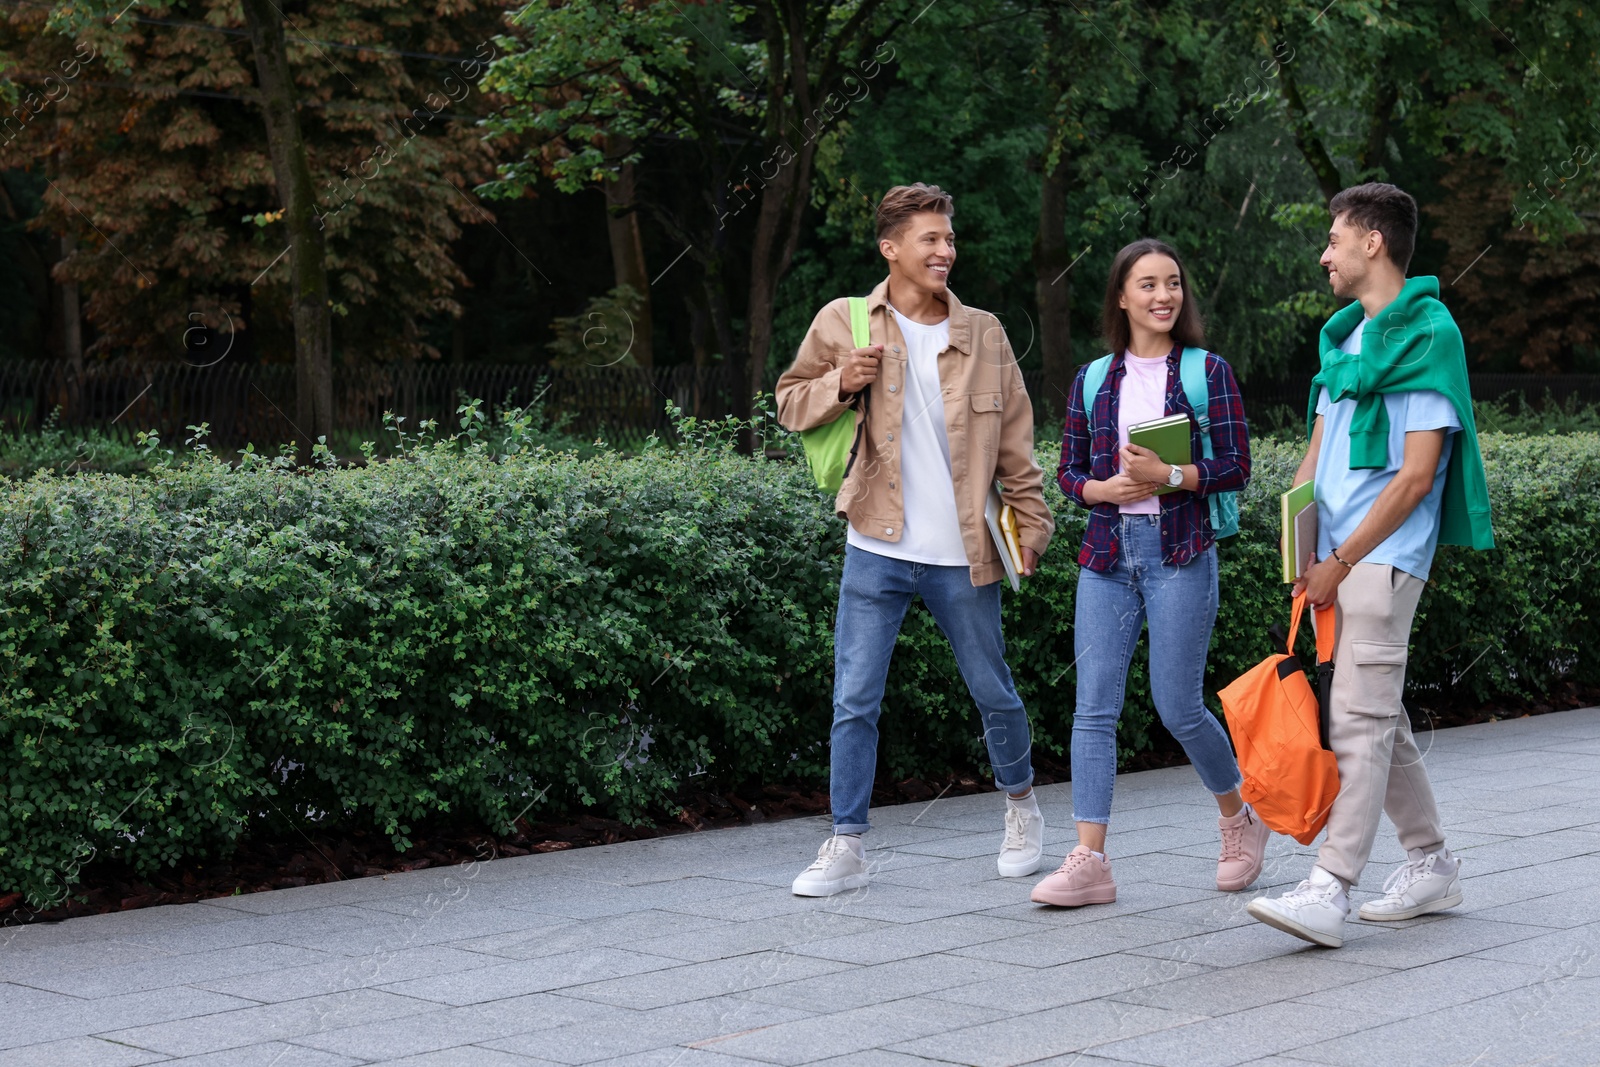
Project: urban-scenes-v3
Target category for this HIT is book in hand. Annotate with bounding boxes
[984,484,1026,592]
[1126,414,1192,495]
[1280,479,1317,583]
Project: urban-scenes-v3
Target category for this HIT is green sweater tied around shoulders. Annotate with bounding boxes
[1307,275,1495,551]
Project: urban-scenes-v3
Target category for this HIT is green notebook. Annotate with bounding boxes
[1280,478,1317,583]
[1127,414,1192,495]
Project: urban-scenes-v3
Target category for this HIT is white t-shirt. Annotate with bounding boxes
[1116,352,1168,515]
[846,307,967,566]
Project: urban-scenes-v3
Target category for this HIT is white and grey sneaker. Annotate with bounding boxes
[1359,847,1463,921]
[1247,866,1349,948]
[792,835,869,897]
[997,800,1044,878]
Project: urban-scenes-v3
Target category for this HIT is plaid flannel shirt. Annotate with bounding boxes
[1055,347,1251,571]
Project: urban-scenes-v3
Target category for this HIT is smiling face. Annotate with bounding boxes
[1321,213,1374,299]
[881,210,955,295]
[1117,252,1182,339]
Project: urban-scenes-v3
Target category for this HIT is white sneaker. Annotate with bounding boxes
[997,800,1044,878]
[1359,848,1463,921]
[1247,866,1349,948]
[792,835,869,897]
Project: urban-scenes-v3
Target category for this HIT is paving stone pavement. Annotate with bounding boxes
[4,708,1599,1066]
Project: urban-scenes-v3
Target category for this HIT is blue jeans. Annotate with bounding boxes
[1071,514,1242,824]
[830,545,1034,834]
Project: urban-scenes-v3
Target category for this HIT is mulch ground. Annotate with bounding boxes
[4,683,1594,927]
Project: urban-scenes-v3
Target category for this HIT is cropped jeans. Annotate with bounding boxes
[830,544,1034,834]
[1071,514,1242,824]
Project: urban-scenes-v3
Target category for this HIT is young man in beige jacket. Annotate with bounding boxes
[775,183,1055,896]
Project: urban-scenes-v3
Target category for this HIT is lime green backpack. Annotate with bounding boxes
[801,296,872,493]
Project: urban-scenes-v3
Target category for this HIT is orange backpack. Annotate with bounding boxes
[1218,593,1340,845]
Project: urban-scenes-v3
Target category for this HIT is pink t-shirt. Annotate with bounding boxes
[1116,352,1169,515]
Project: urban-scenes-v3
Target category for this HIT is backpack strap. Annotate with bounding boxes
[1179,346,1212,457]
[840,296,873,483]
[1081,354,1114,433]
[847,296,870,349]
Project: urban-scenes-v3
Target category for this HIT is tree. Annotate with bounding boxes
[479,0,698,371]
[487,0,903,443]
[240,0,333,449]
[4,1,510,446]
[1241,0,1600,371]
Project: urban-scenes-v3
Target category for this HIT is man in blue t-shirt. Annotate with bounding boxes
[1249,183,1467,949]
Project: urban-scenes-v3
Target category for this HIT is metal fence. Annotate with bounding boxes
[2,360,1596,453]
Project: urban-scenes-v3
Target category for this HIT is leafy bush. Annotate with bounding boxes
[0,408,156,477]
[2,408,1595,908]
[1471,392,1600,436]
[1249,392,1600,443]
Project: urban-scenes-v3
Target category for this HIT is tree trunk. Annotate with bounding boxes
[59,233,83,373]
[1033,157,1073,424]
[242,0,334,460]
[1275,60,1343,202]
[1359,79,1398,176]
[703,256,746,428]
[686,291,710,417]
[603,137,653,368]
[744,139,814,436]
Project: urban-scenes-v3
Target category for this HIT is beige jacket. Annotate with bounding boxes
[775,277,1054,586]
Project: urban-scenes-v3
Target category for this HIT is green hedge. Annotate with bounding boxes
[2,424,1596,907]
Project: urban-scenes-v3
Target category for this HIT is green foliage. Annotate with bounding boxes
[1411,433,1600,707]
[479,0,695,197]
[0,408,158,477]
[546,285,646,369]
[1472,394,1600,436]
[2,416,1595,908]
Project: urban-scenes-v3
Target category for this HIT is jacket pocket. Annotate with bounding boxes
[969,391,1003,413]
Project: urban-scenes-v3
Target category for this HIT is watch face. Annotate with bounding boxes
[1168,466,1184,486]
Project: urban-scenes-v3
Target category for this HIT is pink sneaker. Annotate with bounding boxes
[1216,804,1270,891]
[1030,845,1116,907]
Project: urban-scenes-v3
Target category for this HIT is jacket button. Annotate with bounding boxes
[892,346,901,354]
[884,527,894,535]
[888,384,897,393]
[994,396,1001,407]
[886,432,894,442]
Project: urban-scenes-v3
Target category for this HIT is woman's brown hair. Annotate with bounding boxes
[1100,238,1207,358]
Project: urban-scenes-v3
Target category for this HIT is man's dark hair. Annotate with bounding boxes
[1101,238,1207,359]
[876,183,954,241]
[1329,182,1418,272]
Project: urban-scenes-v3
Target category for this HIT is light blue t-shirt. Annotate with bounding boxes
[1314,320,1460,581]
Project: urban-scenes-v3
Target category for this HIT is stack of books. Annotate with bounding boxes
[984,485,1026,592]
[1280,479,1316,582]
[1126,414,1192,493]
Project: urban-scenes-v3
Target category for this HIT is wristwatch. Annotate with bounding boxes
[1166,464,1184,488]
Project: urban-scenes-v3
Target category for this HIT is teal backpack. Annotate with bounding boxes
[801,296,872,493]
[1082,346,1240,542]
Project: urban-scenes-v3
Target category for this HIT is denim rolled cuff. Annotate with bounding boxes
[994,768,1035,796]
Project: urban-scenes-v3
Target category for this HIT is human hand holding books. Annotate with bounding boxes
[984,485,1035,590]
[1122,414,1192,494]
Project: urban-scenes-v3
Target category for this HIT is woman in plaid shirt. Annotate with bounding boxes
[1032,239,1263,908]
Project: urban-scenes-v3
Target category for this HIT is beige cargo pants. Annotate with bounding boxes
[1313,562,1446,887]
